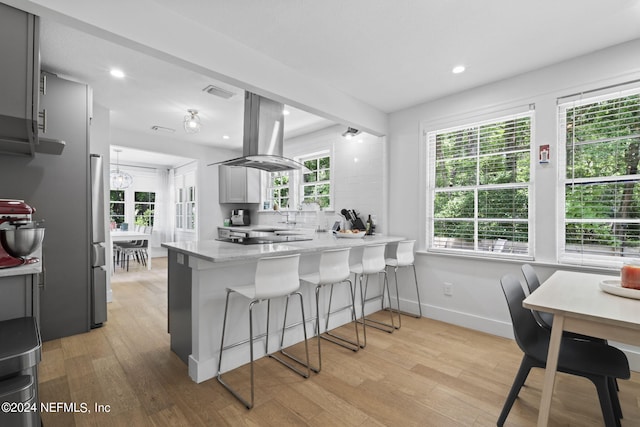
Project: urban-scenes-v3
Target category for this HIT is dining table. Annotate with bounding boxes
[523,269,640,427]
[110,230,152,270]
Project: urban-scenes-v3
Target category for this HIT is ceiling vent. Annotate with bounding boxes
[342,127,361,139]
[151,125,175,133]
[202,85,235,99]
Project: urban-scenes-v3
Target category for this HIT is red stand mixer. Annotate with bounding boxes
[0,199,45,268]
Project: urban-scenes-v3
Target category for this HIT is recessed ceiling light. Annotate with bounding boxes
[452,65,466,74]
[110,68,125,78]
[222,135,230,140]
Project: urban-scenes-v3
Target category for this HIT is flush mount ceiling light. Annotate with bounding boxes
[342,127,361,139]
[452,65,466,74]
[110,149,133,189]
[183,109,201,134]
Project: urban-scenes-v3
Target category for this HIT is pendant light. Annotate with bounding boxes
[183,109,201,134]
[110,149,133,189]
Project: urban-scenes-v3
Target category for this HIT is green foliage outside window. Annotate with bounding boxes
[563,93,640,256]
[269,173,290,209]
[134,191,155,227]
[302,156,331,208]
[431,115,531,253]
[109,190,125,225]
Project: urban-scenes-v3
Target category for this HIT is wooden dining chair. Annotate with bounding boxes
[498,274,629,427]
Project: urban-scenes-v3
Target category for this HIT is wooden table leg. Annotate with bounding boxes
[537,314,565,427]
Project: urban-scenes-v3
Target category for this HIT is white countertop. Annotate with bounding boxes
[0,259,42,277]
[162,233,403,263]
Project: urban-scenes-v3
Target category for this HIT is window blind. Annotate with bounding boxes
[558,86,640,266]
[427,111,533,255]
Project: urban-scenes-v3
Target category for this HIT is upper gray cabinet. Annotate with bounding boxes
[219,165,260,204]
[0,3,39,156]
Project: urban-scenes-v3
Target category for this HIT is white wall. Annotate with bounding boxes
[109,127,241,243]
[388,39,640,367]
[255,125,387,233]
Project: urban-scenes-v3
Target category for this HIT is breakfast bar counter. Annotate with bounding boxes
[162,233,404,383]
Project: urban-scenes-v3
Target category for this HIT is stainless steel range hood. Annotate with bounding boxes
[210,92,307,172]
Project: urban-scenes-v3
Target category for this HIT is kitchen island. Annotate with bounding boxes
[162,233,404,383]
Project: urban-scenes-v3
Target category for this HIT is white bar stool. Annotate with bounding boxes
[350,243,398,348]
[385,240,422,321]
[217,254,311,409]
[299,247,359,373]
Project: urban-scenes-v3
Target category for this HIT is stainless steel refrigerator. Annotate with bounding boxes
[90,154,107,327]
[0,72,105,340]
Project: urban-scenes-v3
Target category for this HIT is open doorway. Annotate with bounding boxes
[108,146,195,291]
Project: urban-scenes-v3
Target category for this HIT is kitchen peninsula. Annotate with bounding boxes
[162,233,404,383]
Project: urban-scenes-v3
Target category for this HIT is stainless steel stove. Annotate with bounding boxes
[216,235,312,245]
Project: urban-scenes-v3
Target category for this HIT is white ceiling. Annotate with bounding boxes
[37,0,640,166]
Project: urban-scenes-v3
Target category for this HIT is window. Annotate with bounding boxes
[175,181,196,231]
[110,190,125,225]
[175,188,184,229]
[558,87,640,266]
[134,191,155,227]
[186,185,196,230]
[301,153,331,209]
[267,172,291,209]
[427,112,532,255]
[262,151,333,211]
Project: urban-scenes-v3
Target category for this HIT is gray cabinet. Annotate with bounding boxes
[0,73,92,341]
[219,165,260,203]
[0,3,39,156]
[0,274,39,323]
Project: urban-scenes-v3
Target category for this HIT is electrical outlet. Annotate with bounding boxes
[444,282,453,296]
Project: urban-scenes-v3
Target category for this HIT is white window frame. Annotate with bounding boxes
[557,85,640,268]
[426,110,534,257]
[260,149,333,211]
[133,190,156,227]
[298,150,333,210]
[174,170,196,232]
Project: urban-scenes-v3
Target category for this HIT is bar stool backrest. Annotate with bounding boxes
[254,254,301,299]
[318,248,351,285]
[394,240,416,266]
[361,243,387,274]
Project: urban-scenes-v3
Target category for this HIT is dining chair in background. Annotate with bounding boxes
[498,274,629,427]
[521,264,608,344]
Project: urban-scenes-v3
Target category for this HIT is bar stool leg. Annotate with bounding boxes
[388,267,402,328]
[217,290,255,409]
[359,271,396,335]
[318,279,361,368]
[270,292,311,378]
[412,264,423,317]
[389,264,422,318]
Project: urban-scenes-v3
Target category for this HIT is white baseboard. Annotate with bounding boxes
[398,298,640,372]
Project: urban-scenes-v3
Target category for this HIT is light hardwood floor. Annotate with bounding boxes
[38,258,640,426]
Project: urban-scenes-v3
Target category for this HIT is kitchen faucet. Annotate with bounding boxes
[275,209,297,226]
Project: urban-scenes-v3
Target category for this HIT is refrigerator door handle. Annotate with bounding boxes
[91,243,106,267]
